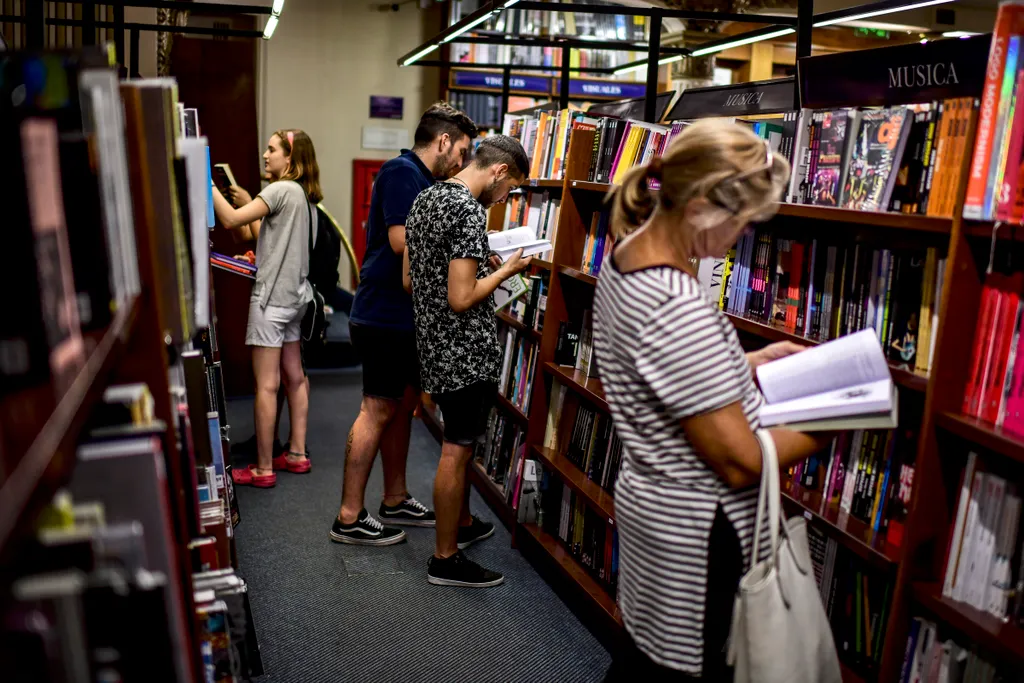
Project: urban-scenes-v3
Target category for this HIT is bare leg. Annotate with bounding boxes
[251,346,283,475]
[460,466,473,527]
[434,441,474,558]
[337,396,398,524]
[379,385,419,507]
[280,341,308,462]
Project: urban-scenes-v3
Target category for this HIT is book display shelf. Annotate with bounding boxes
[1,49,262,681]
[419,29,1024,682]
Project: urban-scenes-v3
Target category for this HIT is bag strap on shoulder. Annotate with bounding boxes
[750,429,781,571]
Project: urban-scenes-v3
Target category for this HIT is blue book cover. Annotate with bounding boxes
[205,145,215,228]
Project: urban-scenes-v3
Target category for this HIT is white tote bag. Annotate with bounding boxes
[727,429,842,683]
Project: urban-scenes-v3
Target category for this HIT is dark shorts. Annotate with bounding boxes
[432,380,497,447]
[350,322,420,400]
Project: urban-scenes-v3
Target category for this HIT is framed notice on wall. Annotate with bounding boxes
[370,95,404,120]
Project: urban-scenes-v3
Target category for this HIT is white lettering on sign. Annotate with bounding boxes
[724,91,765,107]
[887,62,960,88]
[581,83,624,96]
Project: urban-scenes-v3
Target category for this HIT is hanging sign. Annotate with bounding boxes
[450,70,551,95]
[556,78,648,99]
[666,78,795,120]
[799,34,990,109]
[589,91,675,122]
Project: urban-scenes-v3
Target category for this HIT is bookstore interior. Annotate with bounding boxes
[11,0,1024,681]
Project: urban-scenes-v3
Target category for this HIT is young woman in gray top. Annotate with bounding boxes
[213,128,323,488]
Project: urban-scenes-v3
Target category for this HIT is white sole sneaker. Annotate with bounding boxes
[456,526,494,550]
[329,529,407,546]
[380,517,436,528]
[427,574,505,588]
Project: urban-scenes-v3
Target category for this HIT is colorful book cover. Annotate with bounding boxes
[811,110,851,207]
[841,108,911,212]
[985,35,1023,219]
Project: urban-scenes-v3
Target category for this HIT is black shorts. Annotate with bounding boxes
[349,322,420,400]
[432,381,497,446]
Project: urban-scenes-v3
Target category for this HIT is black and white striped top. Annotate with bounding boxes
[593,257,766,676]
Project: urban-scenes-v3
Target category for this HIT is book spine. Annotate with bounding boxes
[985,39,1023,219]
[965,4,1024,219]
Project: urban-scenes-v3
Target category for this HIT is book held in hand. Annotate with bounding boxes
[756,329,898,431]
[212,163,238,202]
[487,226,552,262]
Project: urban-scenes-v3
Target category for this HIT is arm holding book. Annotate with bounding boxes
[211,183,265,241]
[447,249,532,313]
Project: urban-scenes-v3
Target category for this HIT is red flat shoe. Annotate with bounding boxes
[232,465,276,488]
[272,450,311,474]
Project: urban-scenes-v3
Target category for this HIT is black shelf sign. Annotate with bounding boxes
[588,91,675,122]
[666,78,795,121]
[799,34,991,110]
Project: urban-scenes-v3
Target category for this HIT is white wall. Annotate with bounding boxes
[257,0,442,287]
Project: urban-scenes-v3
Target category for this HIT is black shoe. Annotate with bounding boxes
[457,516,495,550]
[329,510,407,546]
[379,496,436,527]
[427,551,504,588]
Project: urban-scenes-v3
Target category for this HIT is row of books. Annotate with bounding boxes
[787,100,975,217]
[808,526,894,672]
[712,232,945,373]
[447,92,502,131]
[541,476,619,592]
[498,326,539,415]
[560,402,623,495]
[502,273,549,334]
[475,407,525,493]
[789,423,918,544]
[501,189,561,250]
[580,209,613,277]
[900,618,1007,683]
[941,452,1023,623]
[965,1,1024,221]
[504,109,581,180]
[962,271,1024,431]
[211,252,258,280]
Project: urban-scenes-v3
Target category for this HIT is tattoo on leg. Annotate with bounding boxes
[343,428,355,476]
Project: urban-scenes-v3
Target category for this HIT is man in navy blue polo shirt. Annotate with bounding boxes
[331,103,478,545]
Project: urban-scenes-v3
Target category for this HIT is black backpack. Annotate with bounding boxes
[309,205,341,295]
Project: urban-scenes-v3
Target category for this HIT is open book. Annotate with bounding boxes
[756,329,898,431]
[212,163,238,202]
[488,226,552,262]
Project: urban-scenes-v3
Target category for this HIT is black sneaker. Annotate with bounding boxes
[379,496,436,527]
[329,510,407,546]
[457,516,495,550]
[427,551,504,588]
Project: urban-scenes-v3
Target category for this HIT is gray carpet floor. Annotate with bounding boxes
[228,369,612,683]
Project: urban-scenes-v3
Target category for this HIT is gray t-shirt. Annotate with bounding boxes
[253,180,315,311]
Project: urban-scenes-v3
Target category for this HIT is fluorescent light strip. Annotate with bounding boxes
[402,43,439,66]
[502,0,520,7]
[272,0,284,16]
[689,28,795,57]
[613,54,684,76]
[813,0,954,28]
[442,13,494,43]
[263,14,278,39]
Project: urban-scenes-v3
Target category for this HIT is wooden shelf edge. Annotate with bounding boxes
[519,522,623,627]
[934,412,1024,466]
[911,582,1024,664]
[495,309,542,342]
[469,460,514,530]
[543,362,610,413]
[526,178,564,189]
[532,445,615,522]
[532,258,553,271]
[569,180,612,193]
[774,203,953,233]
[0,296,140,554]
[557,265,599,286]
[781,483,901,569]
[724,313,929,393]
[495,392,530,426]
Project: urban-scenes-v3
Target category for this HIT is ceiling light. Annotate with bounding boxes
[502,0,520,8]
[613,61,647,75]
[272,0,284,16]
[942,30,980,38]
[813,0,955,28]
[690,28,796,57]
[402,43,439,66]
[442,13,493,43]
[262,15,278,39]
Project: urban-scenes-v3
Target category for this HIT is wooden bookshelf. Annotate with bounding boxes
[532,445,615,522]
[782,480,901,569]
[532,257,554,271]
[495,391,530,426]
[774,204,954,233]
[933,412,1024,466]
[496,309,542,342]
[557,264,599,286]
[543,362,610,414]
[911,582,1024,666]
[725,313,930,393]
[0,296,139,558]
[468,459,514,529]
[526,178,564,189]
[569,179,612,193]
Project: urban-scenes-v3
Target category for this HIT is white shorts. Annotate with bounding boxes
[246,301,305,348]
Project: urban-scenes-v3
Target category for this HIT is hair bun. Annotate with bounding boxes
[646,157,664,181]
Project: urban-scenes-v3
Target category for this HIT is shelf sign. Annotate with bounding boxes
[557,79,648,99]
[451,70,551,95]
[667,77,795,120]
[799,34,991,109]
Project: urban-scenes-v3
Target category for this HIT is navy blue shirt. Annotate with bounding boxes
[350,149,434,330]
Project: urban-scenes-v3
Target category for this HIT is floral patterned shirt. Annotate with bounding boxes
[405,181,501,395]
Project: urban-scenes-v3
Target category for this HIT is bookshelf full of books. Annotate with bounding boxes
[415,25,1024,683]
[1,48,263,681]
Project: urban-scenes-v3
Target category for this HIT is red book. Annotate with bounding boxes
[965,4,1024,219]
[1002,321,1024,435]
[982,276,1023,422]
[964,284,998,416]
[787,242,805,331]
[977,288,1007,419]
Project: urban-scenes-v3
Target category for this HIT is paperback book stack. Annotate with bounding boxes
[541,476,619,593]
[500,189,561,248]
[900,618,1010,682]
[475,408,525,491]
[498,325,539,415]
[503,273,549,333]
